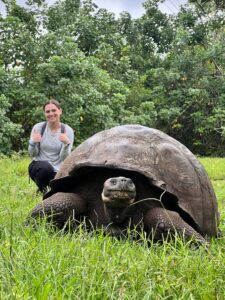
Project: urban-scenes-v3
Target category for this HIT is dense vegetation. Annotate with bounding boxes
[0,156,225,298]
[0,0,224,155]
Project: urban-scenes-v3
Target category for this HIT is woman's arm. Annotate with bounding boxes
[28,125,42,157]
[59,125,74,161]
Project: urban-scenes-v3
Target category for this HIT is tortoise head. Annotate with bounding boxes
[102,176,136,208]
[101,176,136,224]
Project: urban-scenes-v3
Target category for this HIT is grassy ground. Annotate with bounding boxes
[0,156,225,299]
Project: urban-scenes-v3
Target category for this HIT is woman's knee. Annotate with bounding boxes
[28,160,56,190]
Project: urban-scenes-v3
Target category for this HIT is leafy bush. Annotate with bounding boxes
[0,94,22,155]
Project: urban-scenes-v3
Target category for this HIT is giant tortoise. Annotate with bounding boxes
[30,125,220,243]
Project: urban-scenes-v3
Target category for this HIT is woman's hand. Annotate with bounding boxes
[59,128,70,145]
[31,129,42,143]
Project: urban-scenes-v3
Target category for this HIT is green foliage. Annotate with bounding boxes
[0,0,224,155]
[0,67,22,154]
[140,0,175,53]
[0,95,21,155]
[136,2,225,155]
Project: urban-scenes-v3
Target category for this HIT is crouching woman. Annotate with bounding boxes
[28,99,74,193]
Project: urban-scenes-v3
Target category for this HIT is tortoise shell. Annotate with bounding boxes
[50,124,219,237]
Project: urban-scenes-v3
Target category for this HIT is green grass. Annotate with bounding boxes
[198,157,225,181]
[0,156,225,299]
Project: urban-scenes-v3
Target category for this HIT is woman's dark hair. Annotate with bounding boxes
[43,99,61,111]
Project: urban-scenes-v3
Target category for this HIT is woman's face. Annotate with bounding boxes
[44,103,62,123]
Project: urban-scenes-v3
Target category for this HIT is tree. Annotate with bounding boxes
[143,1,225,154]
[0,0,225,156]
[0,68,22,154]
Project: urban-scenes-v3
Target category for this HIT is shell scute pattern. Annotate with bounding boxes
[49,125,219,237]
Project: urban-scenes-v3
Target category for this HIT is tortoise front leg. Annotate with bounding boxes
[30,192,86,227]
[143,207,206,244]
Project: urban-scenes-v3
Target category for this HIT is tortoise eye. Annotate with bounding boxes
[128,180,133,186]
[110,179,117,185]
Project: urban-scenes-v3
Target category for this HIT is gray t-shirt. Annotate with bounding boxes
[28,121,74,172]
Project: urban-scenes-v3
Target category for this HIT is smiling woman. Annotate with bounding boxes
[28,99,74,193]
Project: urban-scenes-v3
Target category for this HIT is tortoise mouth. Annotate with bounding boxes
[105,189,135,195]
[102,190,135,207]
